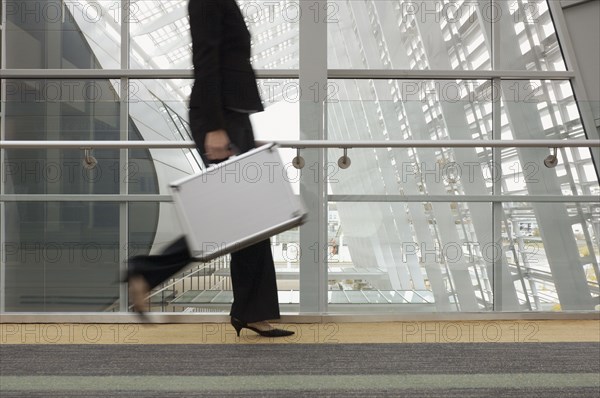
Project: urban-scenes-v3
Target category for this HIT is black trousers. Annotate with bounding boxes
[128,108,281,323]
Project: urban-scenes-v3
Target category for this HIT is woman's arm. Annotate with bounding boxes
[189,0,231,160]
[189,0,224,132]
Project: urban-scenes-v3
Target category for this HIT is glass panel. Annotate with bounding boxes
[128,78,195,142]
[4,148,120,194]
[401,291,428,304]
[127,149,195,195]
[497,0,566,71]
[128,202,160,258]
[328,0,492,70]
[500,81,599,196]
[327,82,491,196]
[129,202,180,257]
[326,199,599,312]
[128,78,300,141]
[327,81,492,139]
[130,1,299,70]
[4,202,120,312]
[128,78,300,194]
[499,144,600,196]
[501,202,599,311]
[327,202,493,312]
[5,79,121,140]
[5,0,121,69]
[129,202,300,313]
[329,290,349,304]
[128,78,198,195]
[381,290,408,304]
[4,79,121,194]
[327,0,566,72]
[241,0,300,69]
[327,146,497,196]
[501,80,586,140]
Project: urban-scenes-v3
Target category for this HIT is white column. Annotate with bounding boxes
[119,0,130,312]
[299,0,328,313]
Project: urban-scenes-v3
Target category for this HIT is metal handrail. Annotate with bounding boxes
[0,139,598,149]
[0,68,577,80]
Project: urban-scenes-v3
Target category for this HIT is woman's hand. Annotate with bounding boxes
[204,129,232,160]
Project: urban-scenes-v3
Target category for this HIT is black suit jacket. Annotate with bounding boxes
[188,0,264,134]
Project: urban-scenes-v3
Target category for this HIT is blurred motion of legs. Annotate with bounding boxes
[124,237,192,319]
[127,274,150,318]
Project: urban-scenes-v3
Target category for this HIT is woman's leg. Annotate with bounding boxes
[229,239,280,323]
[128,237,192,290]
[189,107,283,323]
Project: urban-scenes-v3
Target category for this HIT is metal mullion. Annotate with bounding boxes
[0,0,7,312]
[119,77,129,313]
[299,0,328,314]
[491,0,503,312]
[119,0,131,313]
[546,0,600,171]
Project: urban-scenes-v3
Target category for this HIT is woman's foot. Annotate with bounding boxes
[231,318,294,337]
[127,274,150,317]
[247,321,276,331]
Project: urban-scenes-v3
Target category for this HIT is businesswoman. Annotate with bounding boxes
[126,0,293,338]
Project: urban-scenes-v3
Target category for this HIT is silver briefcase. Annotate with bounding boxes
[169,143,307,261]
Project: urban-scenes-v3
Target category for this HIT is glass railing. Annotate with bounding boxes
[0,97,598,315]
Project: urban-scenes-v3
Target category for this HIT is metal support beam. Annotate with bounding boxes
[119,0,131,313]
[299,0,328,314]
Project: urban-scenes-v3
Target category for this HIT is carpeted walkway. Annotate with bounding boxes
[1,343,599,397]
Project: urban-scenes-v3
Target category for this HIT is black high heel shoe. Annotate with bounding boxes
[231,318,294,337]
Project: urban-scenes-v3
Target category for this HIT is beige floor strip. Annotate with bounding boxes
[1,320,599,344]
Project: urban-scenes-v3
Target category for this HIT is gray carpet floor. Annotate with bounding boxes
[1,343,599,397]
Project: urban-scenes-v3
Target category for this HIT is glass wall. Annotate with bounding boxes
[322,0,598,313]
[1,0,598,314]
[5,0,121,69]
[130,0,299,70]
